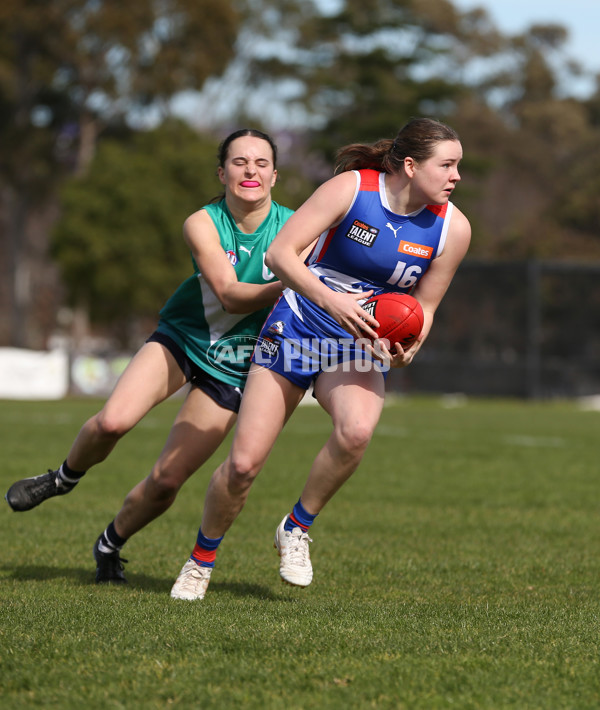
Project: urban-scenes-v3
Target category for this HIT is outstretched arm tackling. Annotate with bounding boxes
[184,210,283,315]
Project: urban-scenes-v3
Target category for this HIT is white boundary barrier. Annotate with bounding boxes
[0,348,69,400]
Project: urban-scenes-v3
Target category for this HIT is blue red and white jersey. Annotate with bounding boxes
[283,168,454,333]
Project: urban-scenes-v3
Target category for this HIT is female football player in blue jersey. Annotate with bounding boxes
[5,129,295,585]
[171,117,471,600]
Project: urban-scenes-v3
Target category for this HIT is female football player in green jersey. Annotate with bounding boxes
[5,129,294,584]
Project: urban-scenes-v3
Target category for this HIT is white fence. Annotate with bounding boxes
[0,348,133,399]
[0,348,70,399]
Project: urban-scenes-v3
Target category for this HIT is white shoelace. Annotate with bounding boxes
[179,563,209,589]
[283,529,313,567]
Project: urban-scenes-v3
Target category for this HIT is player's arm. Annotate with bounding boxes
[387,207,471,367]
[265,172,380,339]
[184,209,283,314]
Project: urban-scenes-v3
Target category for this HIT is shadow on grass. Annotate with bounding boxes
[208,579,289,601]
[2,564,291,601]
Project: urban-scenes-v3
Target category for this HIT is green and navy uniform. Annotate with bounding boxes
[155,199,293,390]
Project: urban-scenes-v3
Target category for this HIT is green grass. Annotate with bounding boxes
[1,396,599,709]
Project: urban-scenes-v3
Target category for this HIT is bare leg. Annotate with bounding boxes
[113,387,237,539]
[200,365,306,538]
[300,362,386,514]
[66,342,187,472]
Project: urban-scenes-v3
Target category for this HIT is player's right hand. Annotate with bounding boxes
[325,290,379,340]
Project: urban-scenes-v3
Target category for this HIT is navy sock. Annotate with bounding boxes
[190,528,224,568]
[284,498,317,533]
[98,521,127,554]
[57,459,86,488]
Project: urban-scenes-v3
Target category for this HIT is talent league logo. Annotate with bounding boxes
[345,219,379,247]
[257,336,280,357]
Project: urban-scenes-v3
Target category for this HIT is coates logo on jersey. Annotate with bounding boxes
[226,250,238,265]
[345,219,379,247]
[398,240,433,259]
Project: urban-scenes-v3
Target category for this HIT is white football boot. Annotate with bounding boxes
[274,515,313,587]
[170,558,213,600]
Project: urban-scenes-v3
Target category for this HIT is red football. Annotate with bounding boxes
[362,292,424,350]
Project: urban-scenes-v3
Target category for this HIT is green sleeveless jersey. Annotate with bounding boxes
[157,199,293,388]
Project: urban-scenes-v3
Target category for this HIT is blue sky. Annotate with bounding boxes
[453,0,599,96]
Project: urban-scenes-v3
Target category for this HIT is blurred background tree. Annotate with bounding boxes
[234,0,600,260]
[1,0,599,351]
[0,0,240,347]
[51,122,218,343]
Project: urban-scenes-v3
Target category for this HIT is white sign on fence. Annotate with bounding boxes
[0,348,69,400]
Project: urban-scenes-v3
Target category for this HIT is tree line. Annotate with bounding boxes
[1,0,599,349]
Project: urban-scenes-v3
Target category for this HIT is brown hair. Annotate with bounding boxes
[210,128,278,203]
[217,128,278,169]
[334,118,460,174]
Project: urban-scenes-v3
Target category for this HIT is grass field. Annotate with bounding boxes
[1,395,599,709]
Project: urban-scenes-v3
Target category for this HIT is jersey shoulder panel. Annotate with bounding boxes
[426,203,448,218]
[357,169,381,192]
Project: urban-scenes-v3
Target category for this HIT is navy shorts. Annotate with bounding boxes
[251,296,386,390]
[146,331,242,413]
